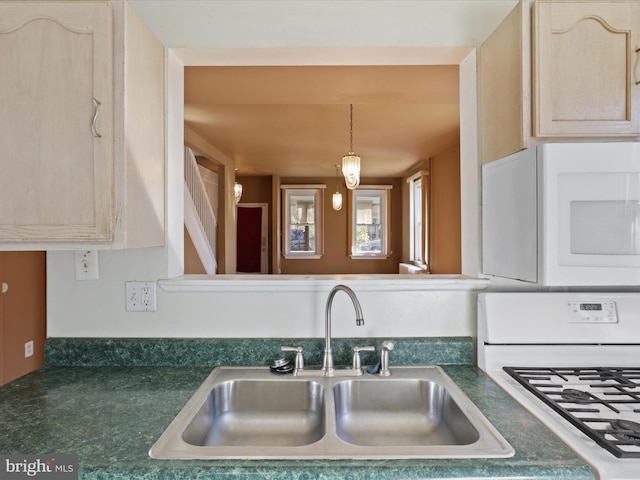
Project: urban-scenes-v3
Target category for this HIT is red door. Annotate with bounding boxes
[236,206,263,273]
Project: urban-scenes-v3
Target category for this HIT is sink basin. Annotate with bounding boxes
[333,379,479,447]
[150,366,514,459]
[182,379,325,447]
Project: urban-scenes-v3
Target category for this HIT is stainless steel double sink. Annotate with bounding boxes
[149,366,514,459]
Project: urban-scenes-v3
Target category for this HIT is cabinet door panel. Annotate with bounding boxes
[551,17,627,121]
[534,1,639,136]
[479,0,531,164]
[0,3,112,242]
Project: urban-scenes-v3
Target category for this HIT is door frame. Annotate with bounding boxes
[237,203,268,274]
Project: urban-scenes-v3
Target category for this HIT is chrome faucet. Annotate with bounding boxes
[322,285,364,376]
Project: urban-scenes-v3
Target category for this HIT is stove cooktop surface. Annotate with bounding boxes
[504,366,640,459]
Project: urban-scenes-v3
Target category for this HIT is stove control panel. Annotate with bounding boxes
[567,301,618,323]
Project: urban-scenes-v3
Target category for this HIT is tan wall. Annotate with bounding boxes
[0,251,46,386]
[429,144,462,273]
[278,176,402,274]
[189,166,459,275]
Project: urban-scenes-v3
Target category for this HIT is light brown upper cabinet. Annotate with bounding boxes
[534,1,640,137]
[0,1,165,249]
[479,1,532,165]
[479,0,640,164]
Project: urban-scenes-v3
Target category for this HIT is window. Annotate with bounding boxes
[348,186,392,258]
[408,171,428,269]
[281,185,324,258]
[413,177,423,264]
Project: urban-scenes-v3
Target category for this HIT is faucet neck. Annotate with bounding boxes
[322,285,365,374]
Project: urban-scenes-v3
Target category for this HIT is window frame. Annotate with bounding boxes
[407,170,429,270]
[347,185,392,259]
[281,184,325,259]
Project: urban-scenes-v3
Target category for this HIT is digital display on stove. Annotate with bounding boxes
[580,303,603,311]
[567,301,617,323]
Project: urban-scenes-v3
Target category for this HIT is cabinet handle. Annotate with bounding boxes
[91,98,102,138]
[636,48,640,86]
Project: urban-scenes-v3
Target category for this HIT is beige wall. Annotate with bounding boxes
[429,143,462,273]
[191,164,460,275]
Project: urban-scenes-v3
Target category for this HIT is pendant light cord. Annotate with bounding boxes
[349,104,354,153]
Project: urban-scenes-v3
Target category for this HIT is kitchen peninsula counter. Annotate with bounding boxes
[0,338,594,479]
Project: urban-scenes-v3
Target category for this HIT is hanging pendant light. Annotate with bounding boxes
[342,104,360,190]
[332,164,343,211]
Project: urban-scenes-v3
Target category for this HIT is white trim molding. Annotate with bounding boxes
[160,274,489,293]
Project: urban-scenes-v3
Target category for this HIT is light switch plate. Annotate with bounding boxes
[74,250,99,280]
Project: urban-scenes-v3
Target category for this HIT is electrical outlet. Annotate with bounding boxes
[25,340,34,358]
[125,281,157,312]
[74,250,99,280]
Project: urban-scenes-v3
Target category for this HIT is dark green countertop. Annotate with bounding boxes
[43,337,475,368]
[0,364,594,479]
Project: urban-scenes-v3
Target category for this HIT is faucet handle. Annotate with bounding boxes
[281,346,304,371]
[352,346,375,374]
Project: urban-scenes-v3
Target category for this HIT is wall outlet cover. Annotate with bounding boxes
[125,281,157,312]
[24,340,34,358]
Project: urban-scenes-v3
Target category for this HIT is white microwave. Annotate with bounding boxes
[482,142,640,286]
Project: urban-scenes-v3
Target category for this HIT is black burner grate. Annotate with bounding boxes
[504,366,640,458]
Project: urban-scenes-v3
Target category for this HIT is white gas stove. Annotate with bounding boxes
[478,292,640,480]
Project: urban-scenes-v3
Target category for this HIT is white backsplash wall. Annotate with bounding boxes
[47,251,480,338]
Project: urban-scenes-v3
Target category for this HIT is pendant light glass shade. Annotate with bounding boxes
[332,191,343,211]
[234,182,243,204]
[341,153,360,190]
[332,164,343,210]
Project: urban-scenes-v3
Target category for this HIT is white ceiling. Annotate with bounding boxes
[128,1,516,50]
[129,0,517,178]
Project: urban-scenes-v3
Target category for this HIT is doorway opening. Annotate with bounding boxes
[237,203,268,273]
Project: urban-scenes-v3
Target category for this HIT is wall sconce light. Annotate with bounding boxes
[332,164,343,211]
[234,169,243,204]
[342,103,360,190]
[234,182,243,204]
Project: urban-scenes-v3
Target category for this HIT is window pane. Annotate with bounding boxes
[282,187,323,257]
[288,195,315,252]
[413,179,422,263]
[289,224,315,251]
[289,195,315,225]
[353,191,385,254]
